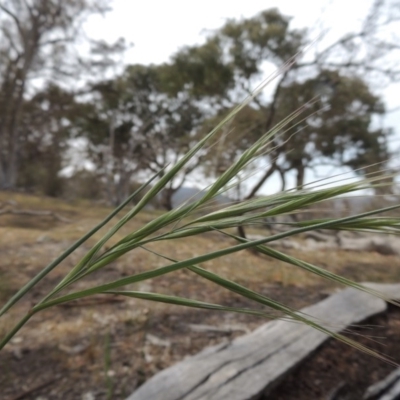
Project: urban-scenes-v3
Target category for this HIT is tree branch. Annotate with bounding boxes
[0,4,24,38]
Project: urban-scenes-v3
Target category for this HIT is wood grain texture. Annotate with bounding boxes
[127,283,400,400]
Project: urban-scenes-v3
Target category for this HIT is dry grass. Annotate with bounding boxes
[1,191,399,399]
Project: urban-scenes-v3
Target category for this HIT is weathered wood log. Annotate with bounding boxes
[364,368,400,399]
[187,323,250,335]
[325,381,348,400]
[127,283,400,400]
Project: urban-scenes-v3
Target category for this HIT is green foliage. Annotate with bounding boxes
[220,9,304,79]
[77,63,207,206]
[165,10,393,194]
[167,37,234,98]
[269,70,390,187]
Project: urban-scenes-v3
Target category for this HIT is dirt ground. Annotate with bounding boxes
[266,306,400,400]
[1,192,400,400]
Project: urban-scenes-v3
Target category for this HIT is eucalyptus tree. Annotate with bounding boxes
[82,64,204,208]
[166,4,399,197]
[17,83,80,196]
[248,69,390,193]
[0,0,111,189]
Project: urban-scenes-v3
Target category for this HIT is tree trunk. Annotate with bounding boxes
[295,163,305,190]
[0,76,25,190]
[0,158,18,189]
[0,27,38,189]
[245,163,277,200]
[159,187,175,211]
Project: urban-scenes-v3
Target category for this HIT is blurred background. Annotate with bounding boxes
[1,0,400,208]
[3,3,400,399]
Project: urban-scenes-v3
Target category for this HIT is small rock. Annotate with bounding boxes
[106,370,116,377]
[146,334,171,347]
[58,343,89,354]
[82,392,95,400]
[36,234,51,243]
[13,347,22,360]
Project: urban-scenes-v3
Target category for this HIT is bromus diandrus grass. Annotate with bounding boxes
[1,56,400,365]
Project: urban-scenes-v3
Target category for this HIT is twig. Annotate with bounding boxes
[8,376,61,400]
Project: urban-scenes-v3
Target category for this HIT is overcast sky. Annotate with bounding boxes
[84,0,372,65]
[82,0,400,192]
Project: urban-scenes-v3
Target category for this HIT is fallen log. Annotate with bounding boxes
[127,283,400,400]
[0,206,71,222]
[364,368,400,399]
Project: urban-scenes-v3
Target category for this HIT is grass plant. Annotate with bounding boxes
[104,331,114,400]
[1,59,400,364]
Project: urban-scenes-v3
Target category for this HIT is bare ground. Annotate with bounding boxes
[1,192,400,400]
